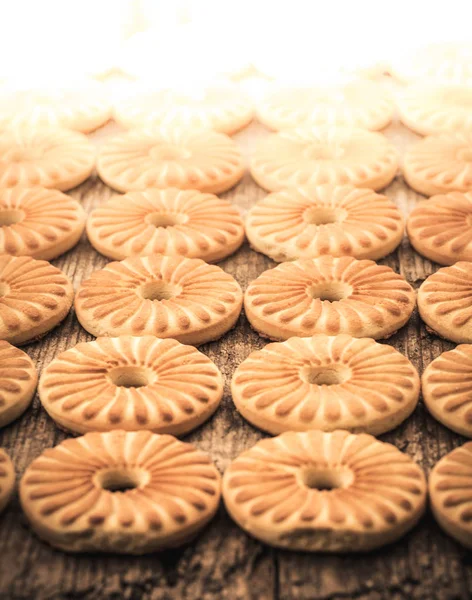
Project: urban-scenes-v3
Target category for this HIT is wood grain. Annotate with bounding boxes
[0,104,471,600]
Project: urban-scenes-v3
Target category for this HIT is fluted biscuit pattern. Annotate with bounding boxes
[0,340,37,428]
[0,448,14,514]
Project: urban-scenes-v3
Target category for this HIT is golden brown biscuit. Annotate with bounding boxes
[244,256,415,341]
[257,81,393,131]
[0,186,86,260]
[222,430,427,551]
[429,442,472,548]
[0,448,14,514]
[407,192,472,265]
[403,133,472,197]
[232,334,419,435]
[422,345,472,437]
[0,341,37,428]
[97,128,244,194]
[250,127,398,192]
[87,188,244,262]
[418,262,472,343]
[39,335,223,435]
[75,254,242,346]
[246,184,404,262]
[0,255,73,345]
[114,86,253,135]
[0,128,95,191]
[20,430,221,553]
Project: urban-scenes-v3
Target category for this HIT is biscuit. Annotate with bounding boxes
[244,255,415,341]
[250,127,398,192]
[75,254,243,346]
[0,128,95,191]
[0,341,37,428]
[97,128,244,194]
[19,430,221,553]
[418,262,472,343]
[232,334,419,435]
[257,81,393,131]
[114,86,253,135]
[403,133,472,197]
[422,345,472,437]
[246,184,404,262]
[0,255,73,345]
[87,188,244,262]
[39,335,223,435]
[429,442,472,549]
[407,192,472,265]
[398,85,472,136]
[0,186,86,260]
[222,429,427,551]
[0,448,14,514]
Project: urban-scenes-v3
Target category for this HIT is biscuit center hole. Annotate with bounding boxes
[302,145,344,161]
[145,212,188,228]
[303,207,340,225]
[308,282,352,302]
[140,280,181,301]
[301,366,349,385]
[0,209,24,226]
[149,144,192,161]
[97,468,148,492]
[459,148,472,162]
[108,366,150,388]
[299,467,353,491]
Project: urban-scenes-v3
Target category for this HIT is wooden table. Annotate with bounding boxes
[0,105,471,600]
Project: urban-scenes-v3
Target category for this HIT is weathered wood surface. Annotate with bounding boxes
[0,108,472,600]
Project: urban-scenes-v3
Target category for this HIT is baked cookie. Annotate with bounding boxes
[244,256,415,341]
[39,335,223,435]
[0,128,95,191]
[398,85,472,136]
[0,449,14,514]
[0,82,110,133]
[222,429,427,551]
[114,86,253,135]
[0,341,37,428]
[250,127,398,192]
[418,262,472,343]
[0,186,86,260]
[20,430,221,553]
[246,184,404,262]
[429,442,472,548]
[0,255,73,345]
[87,188,244,262]
[403,133,472,197]
[407,192,472,265]
[232,334,419,435]
[97,128,244,194]
[257,81,393,131]
[422,345,472,437]
[75,255,242,346]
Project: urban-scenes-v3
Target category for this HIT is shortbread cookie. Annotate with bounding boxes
[398,85,472,136]
[418,262,472,343]
[0,255,73,345]
[87,188,244,262]
[97,128,244,194]
[114,86,253,135]
[0,341,37,428]
[246,184,404,262]
[407,192,472,265]
[0,128,95,191]
[20,430,221,553]
[222,429,427,551]
[0,449,14,514]
[39,336,223,435]
[403,133,472,197]
[257,81,393,131]
[232,334,419,435]
[250,127,398,192]
[0,186,86,260]
[75,255,242,345]
[244,256,415,341]
[0,83,111,133]
[429,442,472,548]
[422,345,472,437]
